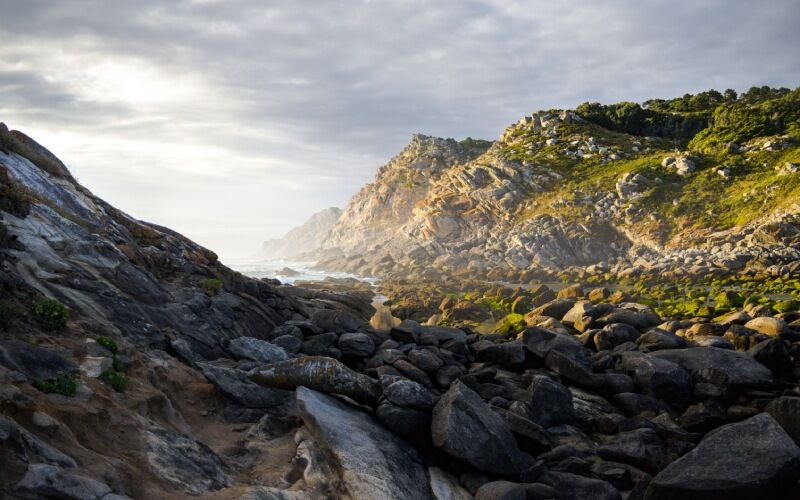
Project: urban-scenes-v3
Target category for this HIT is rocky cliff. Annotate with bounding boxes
[260,207,342,260]
[316,87,800,282]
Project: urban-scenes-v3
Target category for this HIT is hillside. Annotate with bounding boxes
[316,86,800,284]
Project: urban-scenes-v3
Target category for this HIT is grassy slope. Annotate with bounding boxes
[499,87,800,244]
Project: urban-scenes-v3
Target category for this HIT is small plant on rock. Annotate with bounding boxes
[96,336,119,355]
[34,373,79,396]
[202,278,223,296]
[33,299,70,331]
[100,369,130,393]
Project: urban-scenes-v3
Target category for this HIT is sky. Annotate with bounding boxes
[0,1,798,260]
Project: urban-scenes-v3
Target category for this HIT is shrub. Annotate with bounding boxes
[99,369,130,393]
[33,299,70,331]
[202,278,222,296]
[96,336,118,355]
[34,373,78,396]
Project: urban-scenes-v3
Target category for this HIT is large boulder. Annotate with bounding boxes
[431,381,525,475]
[250,356,381,405]
[228,336,288,364]
[198,362,289,408]
[744,317,788,337]
[651,347,772,387]
[296,387,431,499]
[619,351,691,408]
[13,464,120,500]
[645,413,800,500]
[524,375,576,427]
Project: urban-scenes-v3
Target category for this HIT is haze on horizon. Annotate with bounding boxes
[1,0,798,260]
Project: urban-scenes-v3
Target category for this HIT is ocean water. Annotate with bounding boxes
[224,258,378,286]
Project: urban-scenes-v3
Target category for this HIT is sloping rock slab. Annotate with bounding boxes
[0,340,77,381]
[295,386,430,500]
[651,347,772,387]
[646,413,800,500]
[145,427,229,496]
[431,380,524,475]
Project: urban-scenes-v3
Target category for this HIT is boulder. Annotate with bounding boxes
[0,416,76,468]
[296,386,431,499]
[199,363,289,408]
[595,323,641,351]
[597,428,664,474]
[13,464,120,500]
[228,336,288,364]
[766,397,800,446]
[428,467,472,500]
[744,317,788,337]
[145,427,229,496]
[431,381,525,475]
[473,340,525,365]
[250,356,382,405]
[651,347,772,387]
[338,332,376,358]
[475,481,525,500]
[539,471,620,500]
[524,375,576,427]
[620,351,691,408]
[636,329,686,351]
[646,413,800,500]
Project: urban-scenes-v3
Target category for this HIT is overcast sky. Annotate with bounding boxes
[1,1,798,260]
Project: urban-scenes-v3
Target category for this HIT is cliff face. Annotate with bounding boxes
[319,134,492,257]
[260,206,342,259]
[315,88,800,281]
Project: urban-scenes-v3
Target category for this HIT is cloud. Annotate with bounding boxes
[0,0,798,258]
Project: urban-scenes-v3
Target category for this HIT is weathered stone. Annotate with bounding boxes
[619,351,691,408]
[383,378,438,410]
[475,481,525,500]
[539,471,621,500]
[595,323,641,351]
[431,381,525,475]
[0,340,77,381]
[766,397,800,446]
[408,348,444,372]
[199,362,289,408]
[651,347,772,387]
[145,427,229,496]
[473,340,525,365]
[598,428,664,474]
[636,329,687,351]
[646,413,800,500]
[524,375,575,427]
[338,332,376,358]
[229,336,289,364]
[744,316,788,337]
[428,467,472,500]
[250,356,381,405]
[0,416,76,468]
[13,464,120,500]
[296,386,431,499]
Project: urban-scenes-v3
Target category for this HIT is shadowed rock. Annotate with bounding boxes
[249,356,381,405]
[296,386,431,499]
[645,413,800,500]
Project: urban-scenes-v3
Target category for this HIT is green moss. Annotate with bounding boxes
[34,373,79,396]
[33,299,70,331]
[202,278,223,296]
[493,313,526,335]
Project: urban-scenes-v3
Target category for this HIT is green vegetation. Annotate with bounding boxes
[96,336,119,355]
[33,299,70,331]
[34,373,79,396]
[493,313,525,335]
[99,368,130,392]
[202,278,223,296]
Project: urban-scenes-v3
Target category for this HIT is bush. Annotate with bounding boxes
[96,336,118,355]
[33,299,70,331]
[202,278,222,296]
[34,373,79,396]
[99,369,130,393]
